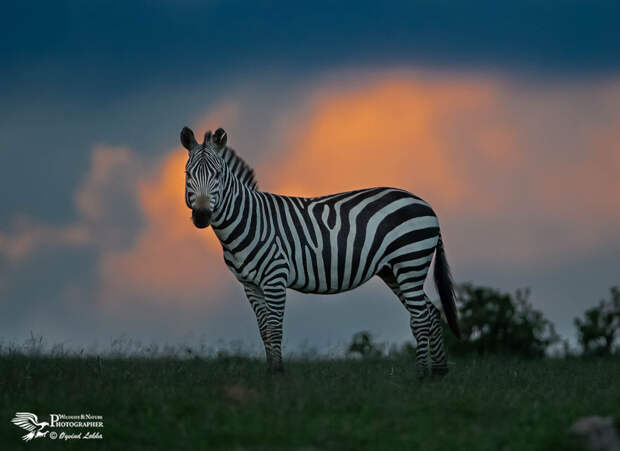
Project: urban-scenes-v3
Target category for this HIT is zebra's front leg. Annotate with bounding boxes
[262,283,287,373]
[243,284,272,366]
[426,297,448,376]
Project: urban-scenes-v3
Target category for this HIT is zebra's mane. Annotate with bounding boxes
[220,146,258,190]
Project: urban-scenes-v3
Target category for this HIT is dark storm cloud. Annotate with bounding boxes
[2,0,619,95]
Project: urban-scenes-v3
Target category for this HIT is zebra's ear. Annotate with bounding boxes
[180,126,198,151]
[203,130,212,145]
[213,128,227,150]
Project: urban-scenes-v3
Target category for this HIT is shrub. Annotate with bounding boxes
[446,283,559,357]
[574,286,620,356]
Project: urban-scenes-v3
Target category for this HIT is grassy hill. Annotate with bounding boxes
[1,353,619,450]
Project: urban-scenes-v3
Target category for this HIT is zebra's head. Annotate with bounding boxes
[180,126,228,229]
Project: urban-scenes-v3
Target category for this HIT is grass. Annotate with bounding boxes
[1,352,619,450]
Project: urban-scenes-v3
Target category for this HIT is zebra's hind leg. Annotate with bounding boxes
[426,297,448,376]
[379,268,432,377]
[407,295,433,377]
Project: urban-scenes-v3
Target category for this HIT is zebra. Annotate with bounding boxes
[181,126,460,375]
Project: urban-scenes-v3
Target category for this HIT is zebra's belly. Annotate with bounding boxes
[286,253,382,294]
[288,273,377,295]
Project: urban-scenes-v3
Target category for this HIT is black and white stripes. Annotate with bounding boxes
[181,126,460,374]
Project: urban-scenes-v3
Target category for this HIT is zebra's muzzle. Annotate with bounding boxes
[192,208,212,229]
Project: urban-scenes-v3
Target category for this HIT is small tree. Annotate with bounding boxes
[447,283,559,357]
[574,286,620,356]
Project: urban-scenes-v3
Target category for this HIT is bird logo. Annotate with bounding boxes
[11,412,50,441]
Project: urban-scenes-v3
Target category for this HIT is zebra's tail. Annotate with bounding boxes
[433,232,461,339]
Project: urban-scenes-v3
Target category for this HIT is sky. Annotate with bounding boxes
[1,1,619,354]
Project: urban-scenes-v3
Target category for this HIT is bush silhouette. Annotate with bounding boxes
[446,283,559,357]
[574,286,620,356]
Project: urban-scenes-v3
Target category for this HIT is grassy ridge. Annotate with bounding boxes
[1,354,619,450]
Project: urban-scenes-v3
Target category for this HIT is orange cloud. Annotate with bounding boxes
[255,76,511,269]
[261,76,501,213]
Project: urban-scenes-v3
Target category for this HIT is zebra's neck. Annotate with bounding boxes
[210,168,264,250]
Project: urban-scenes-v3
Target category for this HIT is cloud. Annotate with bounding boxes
[0,220,88,261]
[261,75,495,208]
[75,147,139,222]
[0,146,140,262]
